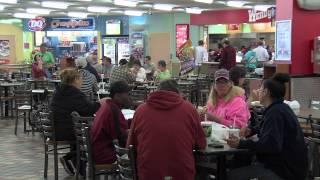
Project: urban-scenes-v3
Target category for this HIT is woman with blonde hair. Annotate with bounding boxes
[205,69,250,128]
[51,68,102,175]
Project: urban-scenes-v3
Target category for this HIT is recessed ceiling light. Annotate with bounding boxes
[26,8,52,15]
[68,12,88,18]
[124,10,144,16]
[153,4,175,11]
[0,0,17,4]
[13,13,37,19]
[138,3,153,8]
[226,1,249,8]
[193,0,213,4]
[87,6,111,13]
[254,5,274,11]
[0,5,5,11]
[186,8,202,14]
[172,7,185,12]
[41,1,70,9]
[114,0,137,7]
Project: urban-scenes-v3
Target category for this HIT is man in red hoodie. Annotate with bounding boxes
[127,80,207,180]
[220,40,236,70]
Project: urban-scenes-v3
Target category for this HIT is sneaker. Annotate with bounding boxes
[60,156,75,176]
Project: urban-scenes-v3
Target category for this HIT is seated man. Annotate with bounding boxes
[109,59,136,85]
[91,81,131,165]
[127,80,207,180]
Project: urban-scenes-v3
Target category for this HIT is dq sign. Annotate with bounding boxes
[28,17,46,31]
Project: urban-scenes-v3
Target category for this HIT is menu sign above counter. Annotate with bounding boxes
[176,24,189,57]
[49,17,95,31]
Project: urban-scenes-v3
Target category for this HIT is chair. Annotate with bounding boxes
[13,90,33,135]
[0,87,14,117]
[310,99,320,110]
[71,112,94,179]
[40,112,72,180]
[130,88,147,109]
[196,78,212,107]
[311,117,320,138]
[178,82,197,104]
[114,141,138,180]
[305,137,320,179]
[81,126,118,180]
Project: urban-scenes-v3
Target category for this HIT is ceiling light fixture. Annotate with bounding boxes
[254,5,274,11]
[186,8,202,14]
[0,5,5,11]
[41,1,69,9]
[138,3,153,8]
[124,10,144,16]
[68,12,88,18]
[114,0,137,7]
[26,8,52,15]
[172,7,185,12]
[193,0,213,4]
[153,4,175,11]
[0,0,17,4]
[87,6,111,13]
[13,13,37,19]
[226,1,249,8]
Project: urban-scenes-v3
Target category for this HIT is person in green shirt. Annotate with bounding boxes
[155,60,171,82]
[243,45,258,73]
[35,43,55,79]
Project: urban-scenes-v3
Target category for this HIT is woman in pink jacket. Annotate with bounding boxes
[206,69,250,128]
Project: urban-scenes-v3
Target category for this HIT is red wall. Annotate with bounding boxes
[277,0,318,75]
[190,9,271,25]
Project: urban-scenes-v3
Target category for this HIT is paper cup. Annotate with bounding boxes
[201,121,213,138]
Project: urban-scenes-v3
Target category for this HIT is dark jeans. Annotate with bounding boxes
[228,164,283,180]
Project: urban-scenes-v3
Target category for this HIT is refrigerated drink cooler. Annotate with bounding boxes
[102,35,130,65]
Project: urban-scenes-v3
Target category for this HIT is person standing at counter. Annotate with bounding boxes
[36,43,55,79]
[253,41,269,68]
[227,73,308,180]
[143,56,155,80]
[219,40,236,70]
[243,45,258,72]
[101,56,114,78]
[194,40,208,73]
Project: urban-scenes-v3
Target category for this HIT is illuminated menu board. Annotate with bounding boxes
[176,24,189,57]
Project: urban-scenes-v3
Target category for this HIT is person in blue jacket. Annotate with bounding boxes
[227,73,308,180]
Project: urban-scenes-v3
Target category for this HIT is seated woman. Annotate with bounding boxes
[205,69,250,128]
[50,68,102,175]
[227,73,307,180]
[32,54,46,80]
[131,60,146,82]
[75,57,98,96]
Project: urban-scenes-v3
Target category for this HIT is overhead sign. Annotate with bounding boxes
[248,7,276,22]
[50,17,95,30]
[28,17,46,31]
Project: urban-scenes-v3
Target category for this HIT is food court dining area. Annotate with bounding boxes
[1,0,320,180]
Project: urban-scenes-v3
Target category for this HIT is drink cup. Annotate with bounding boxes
[228,128,240,139]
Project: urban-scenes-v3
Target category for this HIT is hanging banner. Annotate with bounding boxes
[275,20,292,62]
[49,17,95,31]
[176,24,189,57]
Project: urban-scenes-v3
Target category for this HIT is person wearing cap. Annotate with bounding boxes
[75,57,98,95]
[127,80,206,180]
[91,81,131,165]
[109,59,136,84]
[205,69,250,128]
[101,56,114,78]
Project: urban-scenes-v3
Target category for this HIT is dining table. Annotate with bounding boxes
[0,82,25,117]
[197,145,250,180]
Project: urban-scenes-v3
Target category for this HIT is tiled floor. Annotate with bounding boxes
[0,117,72,180]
